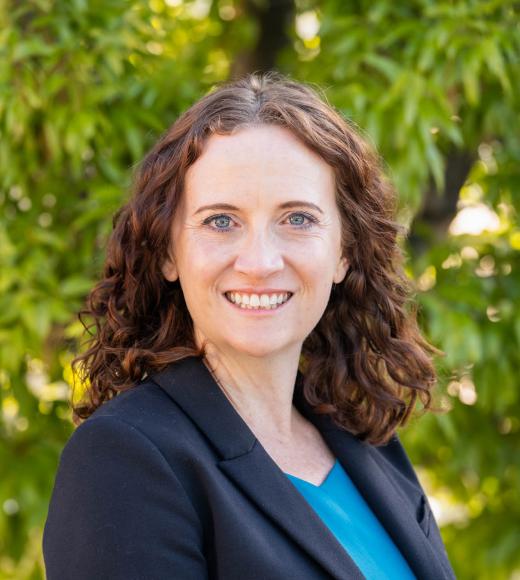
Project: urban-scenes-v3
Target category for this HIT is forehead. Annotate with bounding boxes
[183,125,336,207]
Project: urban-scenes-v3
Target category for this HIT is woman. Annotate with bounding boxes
[43,73,455,579]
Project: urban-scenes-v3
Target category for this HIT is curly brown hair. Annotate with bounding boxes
[72,72,442,445]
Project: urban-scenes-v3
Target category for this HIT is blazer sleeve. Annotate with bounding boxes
[43,415,208,580]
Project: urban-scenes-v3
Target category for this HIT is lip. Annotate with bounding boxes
[223,288,294,294]
[222,291,294,314]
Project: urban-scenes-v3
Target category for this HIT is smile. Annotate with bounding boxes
[224,291,293,310]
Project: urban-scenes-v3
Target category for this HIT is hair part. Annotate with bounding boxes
[72,72,443,445]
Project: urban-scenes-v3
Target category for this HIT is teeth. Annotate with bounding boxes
[226,292,291,309]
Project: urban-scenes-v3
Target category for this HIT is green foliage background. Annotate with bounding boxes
[0,1,518,578]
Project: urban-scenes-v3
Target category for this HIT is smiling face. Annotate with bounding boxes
[162,124,349,360]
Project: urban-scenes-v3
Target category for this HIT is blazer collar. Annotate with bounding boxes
[149,356,452,580]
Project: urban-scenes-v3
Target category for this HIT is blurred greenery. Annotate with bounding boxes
[0,0,518,578]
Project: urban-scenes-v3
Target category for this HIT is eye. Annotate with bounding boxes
[202,214,236,232]
[286,212,318,230]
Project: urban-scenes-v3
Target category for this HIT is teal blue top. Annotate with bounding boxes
[285,459,417,580]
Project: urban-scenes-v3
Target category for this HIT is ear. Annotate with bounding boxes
[333,256,349,284]
[161,254,179,282]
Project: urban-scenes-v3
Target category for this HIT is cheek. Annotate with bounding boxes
[292,240,340,282]
[177,235,231,287]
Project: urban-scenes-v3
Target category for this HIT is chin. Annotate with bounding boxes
[228,343,283,359]
[223,334,301,359]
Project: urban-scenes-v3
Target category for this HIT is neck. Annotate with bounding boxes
[202,343,303,442]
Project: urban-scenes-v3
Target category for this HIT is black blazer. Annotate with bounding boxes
[43,356,455,579]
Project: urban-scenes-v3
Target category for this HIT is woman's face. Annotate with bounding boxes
[162,125,349,359]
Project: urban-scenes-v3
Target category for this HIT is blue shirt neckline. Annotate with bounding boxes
[284,457,417,579]
[284,459,339,489]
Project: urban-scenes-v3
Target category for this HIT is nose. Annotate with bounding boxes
[233,227,284,279]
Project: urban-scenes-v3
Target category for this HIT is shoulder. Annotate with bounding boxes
[60,382,179,474]
[368,432,424,490]
[44,383,208,579]
[50,381,206,521]
[75,379,193,447]
[59,379,207,484]
[88,378,178,425]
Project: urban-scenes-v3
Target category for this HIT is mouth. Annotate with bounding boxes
[224,291,293,311]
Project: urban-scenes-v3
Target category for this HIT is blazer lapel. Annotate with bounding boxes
[150,356,364,579]
[150,356,450,580]
[293,376,453,580]
[218,438,365,579]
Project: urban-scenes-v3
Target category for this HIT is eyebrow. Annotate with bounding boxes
[193,201,324,215]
